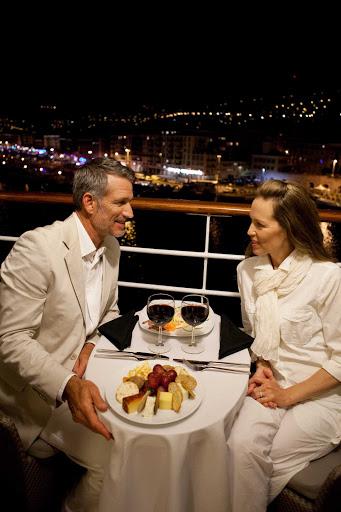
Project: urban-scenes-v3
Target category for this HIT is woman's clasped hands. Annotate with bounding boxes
[247,366,290,408]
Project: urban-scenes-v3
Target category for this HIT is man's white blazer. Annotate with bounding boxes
[0,214,120,449]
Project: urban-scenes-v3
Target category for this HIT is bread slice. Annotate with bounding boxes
[116,381,139,404]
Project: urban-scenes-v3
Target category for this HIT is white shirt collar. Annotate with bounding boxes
[73,212,106,260]
[254,251,295,271]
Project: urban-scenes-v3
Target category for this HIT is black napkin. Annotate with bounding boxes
[219,313,253,359]
[98,310,139,350]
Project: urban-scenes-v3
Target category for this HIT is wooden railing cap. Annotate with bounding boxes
[1,191,340,222]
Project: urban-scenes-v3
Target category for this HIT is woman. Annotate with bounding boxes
[226,180,341,512]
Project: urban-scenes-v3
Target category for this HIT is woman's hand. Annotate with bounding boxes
[248,367,278,408]
[249,368,290,408]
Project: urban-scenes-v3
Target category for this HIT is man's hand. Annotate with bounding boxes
[63,376,112,440]
[72,343,95,378]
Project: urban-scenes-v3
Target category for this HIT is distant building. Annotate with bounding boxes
[77,138,109,160]
[251,151,291,174]
[110,133,243,177]
[43,135,61,151]
[288,141,341,174]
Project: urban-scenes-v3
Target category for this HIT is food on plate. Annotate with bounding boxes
[163,364,174,371]
[183,385,196,399]
[116,381,139,404]
[160,373,172,389]
[143,307,189,332]
[168,381,189,400]
[123,390,148,414]
[163,308,188,331]
[167,382,179,393]
[175,374,197,398]
[174,366,189,376]
[153,364,165,375]
[165,369,177,381]
[154,387,161,413]
[175,374,197,391]
[128,360,152,379]
[148,371,162,389]
[127,375,145,389]
[172,388,183,412]
[115,361,197,417]
[137,390,151,413]
[177,383,189,400]
[142,396,156,419]
[158,391,173,410]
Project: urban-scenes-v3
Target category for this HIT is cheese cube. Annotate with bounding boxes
[158,392,173,410]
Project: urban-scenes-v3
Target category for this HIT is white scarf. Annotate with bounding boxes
[251,249,313,361]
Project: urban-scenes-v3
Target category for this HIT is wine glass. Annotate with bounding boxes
[146,293,175,354]
[181,294,209,354]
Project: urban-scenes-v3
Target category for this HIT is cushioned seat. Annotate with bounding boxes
[288,444,341,500]
[269,444,341,512]
[0,410,85,512]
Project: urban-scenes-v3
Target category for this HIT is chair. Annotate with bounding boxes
[0,411,85,512]
[268,444,341,512]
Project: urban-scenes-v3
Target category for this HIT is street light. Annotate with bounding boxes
[332,159,337,178]
[125,148,130,166]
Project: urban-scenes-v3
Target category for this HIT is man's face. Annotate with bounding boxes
[91,175,134,240]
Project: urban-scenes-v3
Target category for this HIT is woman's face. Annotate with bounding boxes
[247,197,294,268]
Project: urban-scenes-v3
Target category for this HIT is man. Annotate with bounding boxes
[0,157,134,511]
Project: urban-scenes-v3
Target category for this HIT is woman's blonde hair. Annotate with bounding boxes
[245,179,335,261]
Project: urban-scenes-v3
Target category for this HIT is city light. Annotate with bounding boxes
[167,167,203,176]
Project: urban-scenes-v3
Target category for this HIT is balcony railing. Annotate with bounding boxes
[1,191,341,298]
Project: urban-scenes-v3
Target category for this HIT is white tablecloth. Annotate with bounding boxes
[86,308,250,512]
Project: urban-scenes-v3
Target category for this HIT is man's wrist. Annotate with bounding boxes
[62,374,80,401]
[57,373,77,402]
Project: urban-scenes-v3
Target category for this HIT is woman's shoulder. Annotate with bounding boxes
[311,259,341,276]
[310,261,341,291]
[237,255,268,273]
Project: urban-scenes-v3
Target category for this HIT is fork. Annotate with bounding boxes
[182,358,250,375]
[94,353,161,361]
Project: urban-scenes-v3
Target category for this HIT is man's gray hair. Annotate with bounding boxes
[73,157,135,210]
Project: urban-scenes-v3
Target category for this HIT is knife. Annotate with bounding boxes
[96,349,169,360]
[173,358,249,367]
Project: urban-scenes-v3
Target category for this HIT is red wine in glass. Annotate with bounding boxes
[147,304,175,326]
[147,293,175,354]
[181,304,209,326]
[181,294,209,354]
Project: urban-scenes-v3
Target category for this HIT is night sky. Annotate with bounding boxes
[2,32,340,117]
[2,69,336,116]
[2,14,339,116]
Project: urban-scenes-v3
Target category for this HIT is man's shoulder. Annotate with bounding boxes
[8,216,75,259]
[21,215,74,241]
[104,235,120,253]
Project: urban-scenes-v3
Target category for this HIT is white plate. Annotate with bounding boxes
[105,359,203,426]
[138,301,215,337]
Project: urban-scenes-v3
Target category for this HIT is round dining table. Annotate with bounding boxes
[85,306,250,512]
